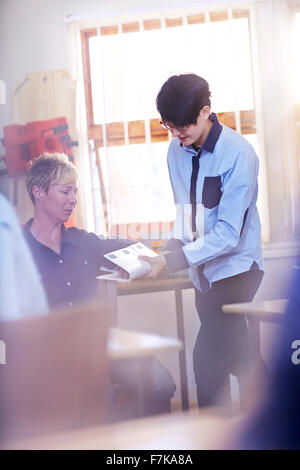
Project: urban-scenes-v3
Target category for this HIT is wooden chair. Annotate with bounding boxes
[0,301,110,444]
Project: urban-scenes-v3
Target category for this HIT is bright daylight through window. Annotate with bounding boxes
[83,10,261,239]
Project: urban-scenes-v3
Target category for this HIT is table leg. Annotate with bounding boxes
[247,316,261,360]
[175,288,189,411]
[246,315,270,407]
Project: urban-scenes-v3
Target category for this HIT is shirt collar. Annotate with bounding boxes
[180,112,222,154]
[23,218,79,247]
[23,218,35,240]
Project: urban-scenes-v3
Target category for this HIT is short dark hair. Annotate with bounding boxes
[156,74,211,128]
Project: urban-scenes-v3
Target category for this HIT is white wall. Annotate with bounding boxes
[0,0,252,135]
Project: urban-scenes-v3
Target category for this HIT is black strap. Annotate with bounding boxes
[190,150,202,240]
[190,148,210,292]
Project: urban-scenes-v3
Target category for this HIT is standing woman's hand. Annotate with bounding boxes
[139,254,167,279]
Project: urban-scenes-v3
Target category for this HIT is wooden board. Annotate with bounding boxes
[7,70,82,226]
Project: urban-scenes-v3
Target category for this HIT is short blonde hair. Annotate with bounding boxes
[26,152,79,203]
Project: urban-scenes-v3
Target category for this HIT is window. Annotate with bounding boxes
[79,6,266,242]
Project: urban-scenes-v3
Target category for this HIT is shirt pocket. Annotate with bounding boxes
[202,176,222,209]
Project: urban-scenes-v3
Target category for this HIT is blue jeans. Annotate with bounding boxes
[194,267,264,409]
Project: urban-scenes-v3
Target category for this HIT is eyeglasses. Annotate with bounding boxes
[160,121,189,134]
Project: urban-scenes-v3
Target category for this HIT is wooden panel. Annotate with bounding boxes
[294,103,300,123]
[218,112,236,130]
[81,29,97,129]
[100,25,118,35]
[12,70,77,132]
[128,120,145,144]
[143,19,161,30]
[122,22,139,33]
[240,110,256,134]
[150,119,169,143]
[80,26,98,230]
[90,121,147,146]
[88,125,103,145]
[187,13,205,25]
[210,11,228,22]
[106,122,125,146]
[86,111,255,148]
[165,17,183,28]
[94,139,103,150]
[10,70,80,225]
[233,9,249,19]
[94,146,109,235]
[81,27,98,36]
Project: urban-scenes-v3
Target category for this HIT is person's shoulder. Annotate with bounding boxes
[168,137,183,153]
[216,125,258,169]
[167,138,187,164]
[219,125,255,155]
[22,218,34,241]
[65,226,99,244]
[66,226,87,236]
[23,218,32,230]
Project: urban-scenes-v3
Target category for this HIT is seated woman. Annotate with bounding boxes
[22,152,176,421]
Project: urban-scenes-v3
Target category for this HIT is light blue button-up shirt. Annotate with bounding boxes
[164,113,264,292]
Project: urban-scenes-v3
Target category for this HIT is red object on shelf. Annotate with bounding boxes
[2,117,77,176]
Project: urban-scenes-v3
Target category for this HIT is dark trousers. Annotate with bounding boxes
[107,356,176,422]
[194,268,264,409]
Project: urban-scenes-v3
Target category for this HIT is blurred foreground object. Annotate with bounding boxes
[235,260,300,449]
[0,194,48,320]
[3,409,238,450]
[0,301,109,444]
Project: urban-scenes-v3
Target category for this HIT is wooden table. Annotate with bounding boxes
[5,409,241,450]
[117,276,194,411]
[222,299,287,358]
[108,328,182,360]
